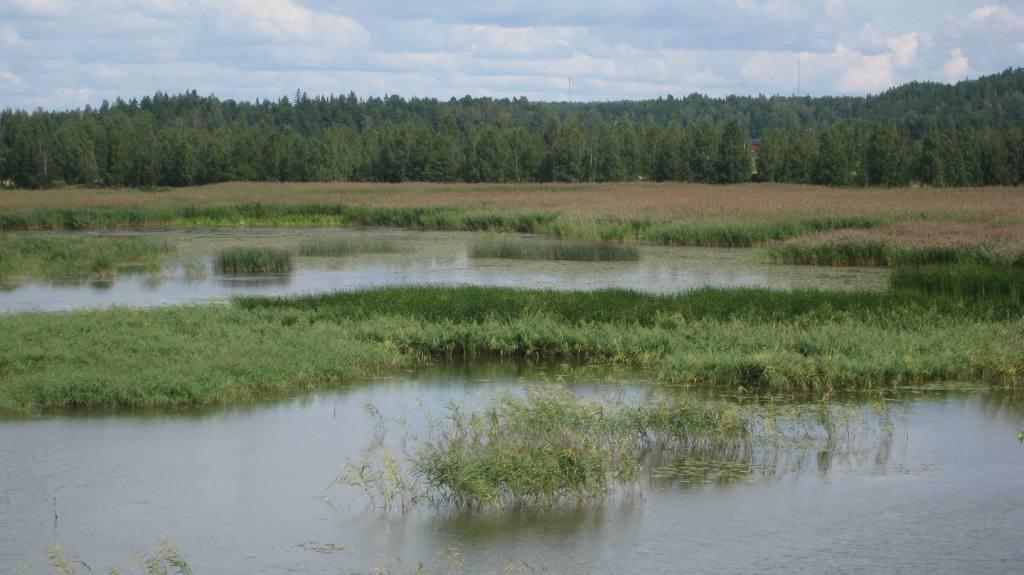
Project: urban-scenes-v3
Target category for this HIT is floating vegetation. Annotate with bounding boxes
[43,541,190,575]
[335,388,891,513]
[214,247,293,274]
[470,239,639,261]
[298,238,401,257]
[0,235,169,282]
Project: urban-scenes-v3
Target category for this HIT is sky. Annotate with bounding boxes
[1,0,1022,110]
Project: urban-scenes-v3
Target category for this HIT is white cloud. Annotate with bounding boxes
[944,48,970,80]
[0,1,1020,109]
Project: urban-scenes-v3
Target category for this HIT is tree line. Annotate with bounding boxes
[1,68,1022,188]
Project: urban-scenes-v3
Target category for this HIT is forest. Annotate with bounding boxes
[1,68,1023,189]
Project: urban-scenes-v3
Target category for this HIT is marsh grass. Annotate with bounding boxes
[766,242,1015,267]
[298,238,402,257]
[214,247,293,274]
[891,265,1024,304]
[0,235,169,281]
[337,388,889,512]
[470,239,639,261]
[338,389,754,512]
[3,286,1022,412]
[0,204,558,233]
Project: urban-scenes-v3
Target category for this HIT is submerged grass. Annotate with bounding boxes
[0,234,169,282]
[214,247,293,274]
[298,238,401,257]
[2,284,1022,412]
[470,239,639,261]
[339,389,752,512]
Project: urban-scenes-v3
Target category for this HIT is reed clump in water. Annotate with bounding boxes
[469,239,639,261]
[214,247,293,274]
[298,238,401,257]
[339,389,753,512]
[0,235,169,281]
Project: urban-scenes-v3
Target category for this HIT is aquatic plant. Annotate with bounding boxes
[214,247,293,274]
[2,286,1023,412]
[45,542,190,575]
[766,242,1012,267]
[339,389,754,512]
[470,239,639,261]
[298,238,401,257]
[0,235,169,282]
[891,265,1024,304]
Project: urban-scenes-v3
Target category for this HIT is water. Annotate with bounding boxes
[0,228,889,313]
[1,365,1021,574]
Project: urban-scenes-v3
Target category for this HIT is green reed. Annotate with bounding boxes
[469,239,639,261]
[214,247,293,274]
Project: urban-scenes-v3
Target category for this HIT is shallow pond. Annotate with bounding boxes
[1,364,1021,574]
[0,228,889,313]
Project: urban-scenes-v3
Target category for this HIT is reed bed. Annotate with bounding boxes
[214,247,293,274]
[470,239,639,261]
[891,266,1024,304]
[0,204,558,233]
[765,242,1013,267]
[770,221,1024,267]
[0,235,168,281]
[2,285,1022,412]
[298,238,401,257]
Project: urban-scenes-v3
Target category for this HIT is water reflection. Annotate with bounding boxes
[1,228,891,313]
[1,368,1020,574]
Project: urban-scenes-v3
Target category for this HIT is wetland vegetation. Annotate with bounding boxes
[214,247,293,274]
[2,274,1021,412]
[337,388,878,512]
[470,239,639,261]
[0,234,168,282]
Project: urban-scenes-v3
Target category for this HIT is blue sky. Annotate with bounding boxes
[1,0,1022,109]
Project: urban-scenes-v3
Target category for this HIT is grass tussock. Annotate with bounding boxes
[214,247,293,274]
[338,389,753,512]
[0,235,168,282]
[298,238,401,257]
[470,239,639,261]
[338,388,884,512]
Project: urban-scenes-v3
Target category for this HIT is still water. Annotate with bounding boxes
[0,228,889,313]
[1,364,1021,574]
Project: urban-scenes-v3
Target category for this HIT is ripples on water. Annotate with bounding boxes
[1,363,1021,574]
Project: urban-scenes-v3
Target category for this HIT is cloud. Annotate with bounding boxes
[0,1,1020,109]
[944,48,970,80]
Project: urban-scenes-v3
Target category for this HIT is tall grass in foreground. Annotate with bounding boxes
[214,247,293,274]
[892,266,1024,304]
[766,242,1018,267]
[298,238,401,257]
[470,239,639,261]
[0,235,168,281]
